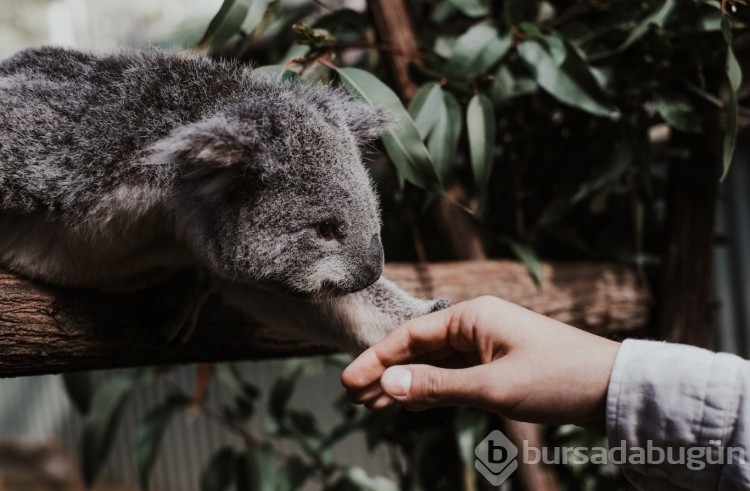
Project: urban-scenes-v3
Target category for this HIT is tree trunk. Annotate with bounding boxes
[658,121,721,346]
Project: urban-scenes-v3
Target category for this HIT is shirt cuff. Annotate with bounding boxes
[606,339,743,490]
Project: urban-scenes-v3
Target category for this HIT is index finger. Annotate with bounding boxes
[341,303,462,391]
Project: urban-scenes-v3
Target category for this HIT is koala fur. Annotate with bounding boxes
[0,47,445,351]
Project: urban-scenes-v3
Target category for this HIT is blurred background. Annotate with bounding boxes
[0,0,749,490]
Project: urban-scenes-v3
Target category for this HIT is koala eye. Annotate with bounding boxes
[315,221,342,241]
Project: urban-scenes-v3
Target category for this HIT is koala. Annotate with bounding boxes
[0,47,446,351]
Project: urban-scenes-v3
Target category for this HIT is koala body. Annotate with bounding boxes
[0,47,444,350]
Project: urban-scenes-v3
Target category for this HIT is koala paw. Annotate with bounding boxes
[145,269,211,344]
[429,298,451,313]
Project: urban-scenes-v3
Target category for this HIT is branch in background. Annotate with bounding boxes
[0,261,647,378]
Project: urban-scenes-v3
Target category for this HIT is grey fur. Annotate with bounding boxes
[0,47,445,350]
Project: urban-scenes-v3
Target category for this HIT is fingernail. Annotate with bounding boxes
[382,366,411,397]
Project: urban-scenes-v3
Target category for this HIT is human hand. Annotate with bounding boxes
[341,296,621,430]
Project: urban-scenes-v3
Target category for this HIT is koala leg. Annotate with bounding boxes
[215,277,449,352]
[146,269,211,344]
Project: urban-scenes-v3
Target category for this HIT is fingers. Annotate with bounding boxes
[381,364,494,411]
[342,303,470,393]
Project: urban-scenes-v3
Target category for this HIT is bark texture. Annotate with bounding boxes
[0,261,647,378]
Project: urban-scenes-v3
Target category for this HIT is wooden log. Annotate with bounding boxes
[0,261,647,378]
[386,260,648,334]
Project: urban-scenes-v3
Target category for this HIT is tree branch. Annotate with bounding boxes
[0,260,647,376]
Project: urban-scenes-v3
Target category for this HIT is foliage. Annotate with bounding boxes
[66,359,478,490]
[66,0,749,489]
[191,0,747,274]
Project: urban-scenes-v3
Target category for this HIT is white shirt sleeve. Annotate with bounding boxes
[606,339,750,490]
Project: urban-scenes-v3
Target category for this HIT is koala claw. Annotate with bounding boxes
[146,269,211,344]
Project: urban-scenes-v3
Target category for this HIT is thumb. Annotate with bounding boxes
[380,364,490,410]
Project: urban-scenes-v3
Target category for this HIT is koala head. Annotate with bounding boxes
[162,82,391,298]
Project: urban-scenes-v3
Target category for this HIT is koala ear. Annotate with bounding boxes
[157,117,262,178]
[344,102,394,145]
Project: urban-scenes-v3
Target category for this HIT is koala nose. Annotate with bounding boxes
[358,234,383,289]
[368,233,384,267]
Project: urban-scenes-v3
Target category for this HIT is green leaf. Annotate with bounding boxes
[241,0,270,35]
[82,374,141,486]
[408,82,443,139]
[653,91,702,133]
[135,395,190,490]
[600,0,675,57]
[409,85,462,180]
[722,16,741,181]
[268,362,305,423]
[466,94,495,200]
[504,239,543,285]
[454,408,488,468]
[274,456,312,491]
[432,1,458,23]
[446,0,489,18]
[217,363,260,422]
[492,64,537,103]
[424,89,462,180]
[201,447,237,491]
[236,443,274,491]
[335,67,442,193]
[406,429,447,491]
[61,372,95,414]
[198,0,253,52]
[518,40,619,118]
[445,24,512,78]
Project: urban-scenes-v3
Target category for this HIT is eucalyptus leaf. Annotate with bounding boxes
[241,0,270,35]
[82,373,142,486]
[518,40,619,118]
[653,91,702,133]
[135,395,190,490]
[274,456,312,491]
[201,447,237,491]
[268,362,305,423]
[445,24,512,78]
[722,16,741,181]
[217,364,259,402]
[492,64,537,103]
[426,89,462,180]
[407,429,445,491]
[336,67,442,193]
[598,0,676,57]
[197,0,253,52]
[408,82,443,139]
[454,408,489,470]
[61,372,94,414]
[446,0,489,18]
[432,1,458,23]
[236,443,275,491]
[504,239,544,285]
[467,94,495,199]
